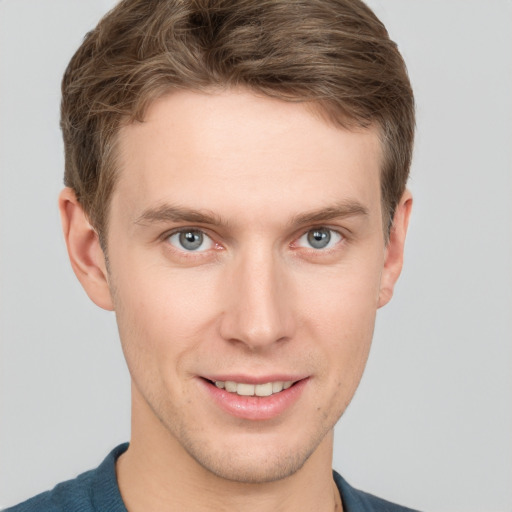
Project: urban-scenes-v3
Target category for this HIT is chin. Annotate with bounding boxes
[191,446,312,484]
[176,423,332,484]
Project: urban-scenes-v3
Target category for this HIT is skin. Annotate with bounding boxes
[60,88,412,512]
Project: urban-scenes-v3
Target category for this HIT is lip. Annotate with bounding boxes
[199,375,309,421]
[202,373,307,385]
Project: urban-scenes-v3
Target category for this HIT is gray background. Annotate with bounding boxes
[1,1,511,510]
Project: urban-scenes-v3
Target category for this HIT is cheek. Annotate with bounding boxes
[297,258,382,381]
[110,261,222,374]
[299,253,381,329]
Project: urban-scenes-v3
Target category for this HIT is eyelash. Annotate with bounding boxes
[163,228,221,258]
[163,226,345,258]
[293,227,343,251]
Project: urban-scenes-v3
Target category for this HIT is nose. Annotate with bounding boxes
[219,247,295,350]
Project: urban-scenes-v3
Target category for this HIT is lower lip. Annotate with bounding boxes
[201,378,309,421]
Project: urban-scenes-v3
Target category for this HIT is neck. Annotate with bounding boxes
[116,388,342,512]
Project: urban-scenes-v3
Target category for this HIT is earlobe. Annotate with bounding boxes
[59,188,114,311]
[378,190,413,308]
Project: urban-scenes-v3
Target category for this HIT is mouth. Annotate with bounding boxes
[201,376,308,420]
[212,380,295,397]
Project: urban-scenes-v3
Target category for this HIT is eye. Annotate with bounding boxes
[296,228,342,250]
[167,229,214,252]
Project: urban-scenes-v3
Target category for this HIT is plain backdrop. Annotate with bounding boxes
[1,1,511,511]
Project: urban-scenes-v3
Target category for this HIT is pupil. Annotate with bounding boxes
[307,228,330,249]
[180,230,202,250]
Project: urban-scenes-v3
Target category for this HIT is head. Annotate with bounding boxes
[61,0,414,244]
[59,0,414,486]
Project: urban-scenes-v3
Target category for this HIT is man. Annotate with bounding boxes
[6,0,417,510]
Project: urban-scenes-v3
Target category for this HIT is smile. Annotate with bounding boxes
[203,376,308,420]
[214,380,294,397]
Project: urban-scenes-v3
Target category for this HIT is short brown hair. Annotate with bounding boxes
[61,0,414,241]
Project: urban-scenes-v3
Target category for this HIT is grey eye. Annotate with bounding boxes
[307,228,331,249]
[297,228,342,250]
[168,230,214,252]
[180,230,203,250]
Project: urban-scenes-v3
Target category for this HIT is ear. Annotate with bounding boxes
[59,187,114,311]
[378,190,413,308]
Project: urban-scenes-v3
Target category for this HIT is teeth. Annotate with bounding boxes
[255,382,273,397]
[237,383,255,396]
[214,380,294,397]
[225,381,237,392]
[272,382,284,393]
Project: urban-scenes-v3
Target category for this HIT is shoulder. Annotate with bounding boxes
[333,471,421,512]
[3,469,95,512]
[3,444,128,512]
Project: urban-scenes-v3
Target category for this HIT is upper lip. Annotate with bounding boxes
[201,374,308,385]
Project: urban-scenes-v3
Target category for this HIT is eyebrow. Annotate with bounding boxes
[289,201,369,228]
[134,200,369,228]
[134,205,225,227]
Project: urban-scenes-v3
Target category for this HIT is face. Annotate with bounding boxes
[69,89,409,484]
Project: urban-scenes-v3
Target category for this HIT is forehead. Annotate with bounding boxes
[113,89,383,226]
